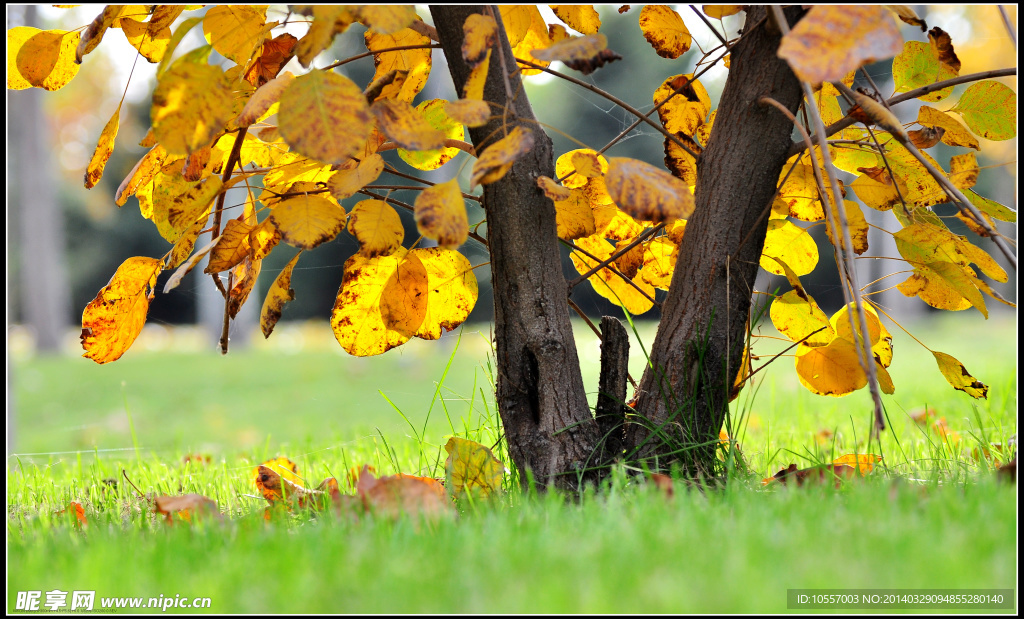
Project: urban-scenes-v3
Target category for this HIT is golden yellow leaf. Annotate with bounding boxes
[332,248,414,356]
[948,152,978,192]
[898,262,986,317]
[163,233,221,292]
[205,219,253,274]
[397,99,465,171]
[554,189,597,241]
[249,218,282,260]
[570,150,604,179]
[348,199,405,257]
[605,157,694,224]
[832,454,882,474]
[551,5,602,34]
[639,5,691,59]
[365,27,432,103]
[639,236,678,290]
[892,41,957,102]
[327,154,385,201]
[761,220,819,276]
[778,6,902,85]
[444,437,504,499]
[269,194,347,250]
[830,303,882,347]
[81,257,163,364]
[499,6,534,46]
[666,218,687,244]
[15,28,81,91]
[296,6,356,68]
[151,61,233,156]
[777,164,823,222]
[531,33,607,63]
[571,235,655,315]
[849,171,905,212]
[505,6,551,76]
[537,176,572,201]
[409,247,479,340]
[445,98,491,127]
[795,339,867,397]
[703,5,743,19]
[261,252,301,338]
[462,13,497,67]
[279,70,372,165]
[232,71,294,129]
[950,80,1017,141]
[7,27,39,90]
[372,98,445,152]
[202,5,267,65]
[358,5,417,34]
[462,48,491,100]
[146,173,223,242]
[770,290,835,346]
[85,103,121,190]
[555,148,609,189]
[654,74,711,136]
[932,350,988,399]
[824,199,869,255]
[414,179,468,249]
[663,132,700,187]
[264,152,335,189]
[592,203,645,241]
[253,456,304,503]
[120,17,171,63]
[916,105,980,150]
[471,126,535,188]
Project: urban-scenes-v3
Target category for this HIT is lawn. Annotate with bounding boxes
[7,315,1018,613]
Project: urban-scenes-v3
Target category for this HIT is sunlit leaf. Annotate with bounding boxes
[503,5,551,75]
[760,220,818,276]
[556,148,609,189]
[445,437,504,499]
[397,99,465,170]
[554,189,596,241]
[824,199,869,255]
[654,74,711,136]
[81,257,163,364]
[916,105,980,150]
[327,154,385,201]
[296,6,357,67]
[462,13,497,68]
[639,5,691,59]
[770,290,835,346]
[202,5,267,65]
[932,351,988,399]
[279,70,372,165]
[551,5,602,34]
[261,252,301,338]
[163,234,221,292]
[537,176,572,201]
[151,61,234,156]
[348,199,404,257]
[232,71,294,129]
[409,247,479,340]
[471,126,535,188]
[794,338,867,397]
[778,5,902,85]
[892,41,957,102]
[15,28,81,91]
[606,157,694,223]
[414,179,468,249]
[332,248,413,356]
[206,219,254,273]
[831,453,882,474]
[951,81,1017,141]
[358,5,417,35]
[639,236,677,290]
[445,98,491,127]
[270,194,348,250]
[571,235,655,315]
[84,103,121,189]
[365,27,432,102]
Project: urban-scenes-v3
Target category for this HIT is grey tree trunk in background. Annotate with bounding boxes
[10,5,71,354]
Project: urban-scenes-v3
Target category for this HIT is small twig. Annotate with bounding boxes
[376,139,476,157]
[220,271,233,355]
[568,224,664,289]
[515,56,702,161]
[322,44,442,71]
[409,19,439,42]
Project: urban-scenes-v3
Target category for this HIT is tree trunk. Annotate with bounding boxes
[431,6,602,490]
[625,6,805,474]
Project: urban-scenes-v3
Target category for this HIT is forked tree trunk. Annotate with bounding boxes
[432,6,603,490]
[625,6,805,474]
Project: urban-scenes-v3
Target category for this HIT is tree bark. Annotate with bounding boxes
[625,6,805,474]
[431,6,602,490]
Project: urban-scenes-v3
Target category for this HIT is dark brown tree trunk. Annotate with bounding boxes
[625,6,805,474]
[431,6,602,490]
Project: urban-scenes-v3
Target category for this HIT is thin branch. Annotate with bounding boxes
[322,44,442,71]
[208,127,248,298]
[998,6,1016,48]
[568,224,664,289]
[787,68,1018,158]
[690,5,732,50]
[219,271,233,355]
[377,139,476,157]
[514,56,702,161]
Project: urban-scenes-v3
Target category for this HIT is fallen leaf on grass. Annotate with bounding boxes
[646,472,674,498]
[763,463,858,488]
[154,494,220,524]
[355,465,453,521]
[56,502,87,527]
[445,437,505,499]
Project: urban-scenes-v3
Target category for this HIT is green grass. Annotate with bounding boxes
[7,316,1018,613]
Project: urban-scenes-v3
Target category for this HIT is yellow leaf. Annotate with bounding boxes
[151,62,234,156]
[462,48,491,100]
[966,190,1016,223]
[505,6,551,76]
[639,5,691,59]
[663,133,701,187]
[358,5,417,34]
[499,6,534,46]
[778,5,902,85]
[202,5,267,65]
[471,126,535,188]
[81,257,163,364]
[445,98,491,127]
[951,81,1017,141]
[249,218,282,260]
[850,91,907,139]
[444,437,504,499]
[397,99,466,170]
[654,74,711,136]
[332,248,413,356]
[232,71,294,129]
[551,5,602,34]
[554,189,597,241]
[916,105,980,150]
[348,199,405,257]
[885,5,927,30]
[146,173,223,242]
[270,194,348,250]
[795,339,867,397]
[949,152,978,191]
[462,13,497,67]
[532,33,607,63]
[414,179,468,249]
[372,98,445,151]
[897,262,986,317]
[605,157,694,223]
[830,303,882,347]
[296,6,356,68]
[831,454,882,474]
[770,290,835,346]
[569,150,604,179]
[7,27,39,90]
[120,17,171,63]
[932,351,988,399]
[639,236,678,290]
[264,152,335,189]
[365,27,432,103]
[537,176,572,202]
[824,199,869,255]
[409,247,479,340]
[253,456,304,502]
[703,6,743,19]
[571,235,655,315]
[206,219,254,273]
[327,154,385,201]
[761,220,819,277]
[279,70,372,165]
[556,148,609,189]
[15,28,81,91]
[163,233,221,292]
[849,170,905,212]
[261,252,301,338]
[777,164,824,222]
[893,41,957,102]
[85,104,121,190]
[592,203,645,241]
